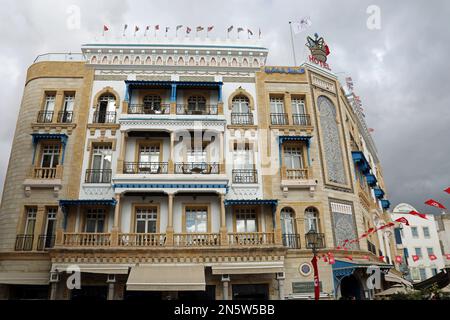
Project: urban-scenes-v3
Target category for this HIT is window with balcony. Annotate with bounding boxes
[58,93,75,123]
[38,208,56,250]
[94,94,116,123]
[305,207,320,233]
[38,93,56,123]
[415,247,423,258]
[427,247,434,256]
[142,95,163,114]
[231,96,253,125]
[186,207,208,233]
[136,207,158,233]
[86,144,112,183]
[85,209,106,233]
[16,207,37,251]
[232,143,257,184]
[292,98,310,126]
[235,208,257,233]
[187,95,207,114]
[281,208,299,249]
[411,227,419,238]
[270,97,288,125]
[34,143,61,179]
[283,145,307,180]
[139,143,161,173]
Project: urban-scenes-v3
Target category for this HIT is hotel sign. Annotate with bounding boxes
[264,67,305,74]
[308,55,332,71]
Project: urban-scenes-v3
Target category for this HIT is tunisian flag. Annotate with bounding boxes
[425,199,447,210]
[311,255,320,301]
[412,255,420,262]
[409,210,428,220]
[429,254,437,261]
[445,187,450,194]
[445,254,450,260]
[395,217,410,226]
[395,256,403,264]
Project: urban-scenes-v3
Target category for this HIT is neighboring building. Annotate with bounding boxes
[436,213,450,266]
[392,203,445,282]
[0,37,398,300]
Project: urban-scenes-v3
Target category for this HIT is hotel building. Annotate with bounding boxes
[0,38,401,300]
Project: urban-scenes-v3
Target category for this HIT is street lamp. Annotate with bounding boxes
[305,229,325,301]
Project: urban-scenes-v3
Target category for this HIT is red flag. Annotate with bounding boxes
[103,25,109,32]
[425,199,447,210]
[429,254,437,261]
[346,256,353,261]
[445,187,450,194]
[322,255,328,263]
[336,246,341,250]
[412,255,420,262]
[328,253,336,265]
[324,43,330,56]
[379,256,385,262]
[409,210,428,220]
[395,256,403,264]
[367,227,375,234]
[311,255,320,301]
[445,254,450,260]
[395,217,410,226]
[362,255,370,260]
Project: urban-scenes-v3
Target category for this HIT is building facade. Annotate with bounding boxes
[0,39,399,300]
[392,203,445,283]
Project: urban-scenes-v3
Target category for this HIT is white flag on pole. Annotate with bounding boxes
[292,16,312,34]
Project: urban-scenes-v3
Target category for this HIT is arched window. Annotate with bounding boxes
[242,58,249,67]
[305,207,319,233]
[96,94,116,123]
[187,96,206,114]
[91,56,97,64]
[252,58,259,67]
[112,56,119,64]
[143,95,162,114]
[232,95,250,114]
[166,57,174,65]
[123,56,130,64]
[101,56,108,64]
[221,58,227,66]
[210,57,217,66]
[134,56,141,65]
[177,57,184,65]
[199,57,206,66]
[156,56,163,65]
[188,57,195,66]
[145,56,152,65]
[231,58,238,67]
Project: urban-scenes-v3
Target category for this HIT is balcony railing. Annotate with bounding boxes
[282,168,309,180]
[173,233,220,247]
[282,234,301,249]
[123,162,168,174]
[37,111,54,123]
[15,235,33,251]
[367,240,377,255]
[63,233,111,247]
[119,233,166,247]
[93,111,116,124]
[176,104,218,115]
[231,113,254,125]
[57,111,74,123]
[32,167,61,180]
[128,104,170,115]
[232,169,258,184]
[85,169,112,183]
[227,232,275,246]
[175,162,219,174]
[292,114,311,126]
[37,235,55,251]
[270,113,289,125]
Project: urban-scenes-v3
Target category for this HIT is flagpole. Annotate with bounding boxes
[288,21,297,66]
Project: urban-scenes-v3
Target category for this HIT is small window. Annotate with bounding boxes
[270,97,285,114]
[41,144,61,168]
[415,247,422,258]
[423,227,430,238]
[411,227,419,238]
[85,209,106,233]
[419,268,427,281]
[24,207,37,235]
[143,95,162,113]
[427,247,434,256]
[305,207,319,233]
[135,207,157,233]
[235,208,257,233]
[232,96,250,114]
[186,207,208,233]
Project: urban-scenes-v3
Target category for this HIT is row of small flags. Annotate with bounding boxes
[320,188,450,265]
[103,24,262,39]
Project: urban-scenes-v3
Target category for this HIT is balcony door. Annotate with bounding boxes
[281,208,297,248]
[97,94,116,123]
[135,207,158,233]
[187,96,206,114]
[235,209,257,233]
[185,207,208,233]
[43,208,57,248]
[138,144,161,173]
[91,145,112,183]
[283,146,305,179]
[43,94,56,122]
[233,143,254,170]
[41,144,60,168]
[85,209,106,233]
[143,95,162,114]
[232,96,250,114]
[61,94,75,122]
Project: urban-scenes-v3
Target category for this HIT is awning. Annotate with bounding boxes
[126,265,205,291]
[224,199,278,207]
[59,199,117,207]
[212,262,284,275]
[0,272,49,285]
[53,264,130,275]
[384,271,412,287]
[279,136,312,147]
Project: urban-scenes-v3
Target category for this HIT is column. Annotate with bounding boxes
[278,278,285,300]
[166,193,174,246]
[274,205,282,245]
[169,131,175,174]
[55,207,64,246]
[284,93,293,125]
[49,272,60,300]
[33,206,46,251]
[54,91,64,123]
[221,275,230,300]
[170,84,177,114]
[219,132,225,174]
[111,194,121,246]
[219,194,228,246]
[117,132,126,174]
[218,84,224,115]
[107,275,116,300]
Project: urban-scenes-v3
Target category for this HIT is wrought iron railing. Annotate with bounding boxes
[93,111,116,124]
[85,169,112,183]
[15,235,34,251]
[231,113,254,125]
[175,162,219,174]
[292,114,311,126]
[57,111,74,123]
[128,104,170,115]
[176,104,218,115]
[282,234,301,249]
[37,111,54,123]
[232,169,258,184]
[270,113,289,125]
[37,235,56,251]
[123,162,168,174]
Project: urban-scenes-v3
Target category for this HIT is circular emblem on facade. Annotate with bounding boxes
[299,263,312,277]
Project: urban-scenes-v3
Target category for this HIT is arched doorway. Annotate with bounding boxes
[340,275,363,300]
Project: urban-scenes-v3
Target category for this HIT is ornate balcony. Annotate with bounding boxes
[282,168,309,180]
[292,114,311,126]
[63,233,111,247]
[282,234,301,249]
[31,166,63,180]
[119,233,166,247]
[176,104,218,115]
[232,169,258,184]
[85,169,112,183]
[57,111,73,123]
[231,113,254,125]
[175,162,219,174]
[93,111,116,124]
[123,162,168,174]
[270,113,289,125]
[36,111,54,123]
[173,233,220,247]
[128,104,170,115]
[15,235,33,251]
[227,232,275,246]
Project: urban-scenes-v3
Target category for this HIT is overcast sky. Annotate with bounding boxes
[0,0,448,213]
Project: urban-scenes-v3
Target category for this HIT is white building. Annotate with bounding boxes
[392,203,445,282]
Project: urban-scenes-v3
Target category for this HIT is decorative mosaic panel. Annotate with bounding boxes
[317,96,347,185]
[330,200,358,250]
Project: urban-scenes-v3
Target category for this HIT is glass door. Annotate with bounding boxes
[91,145,112,182]
[44,208,57,248]
[41,144,60,168]
[139,144,160,173]
[43,94,55,122]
